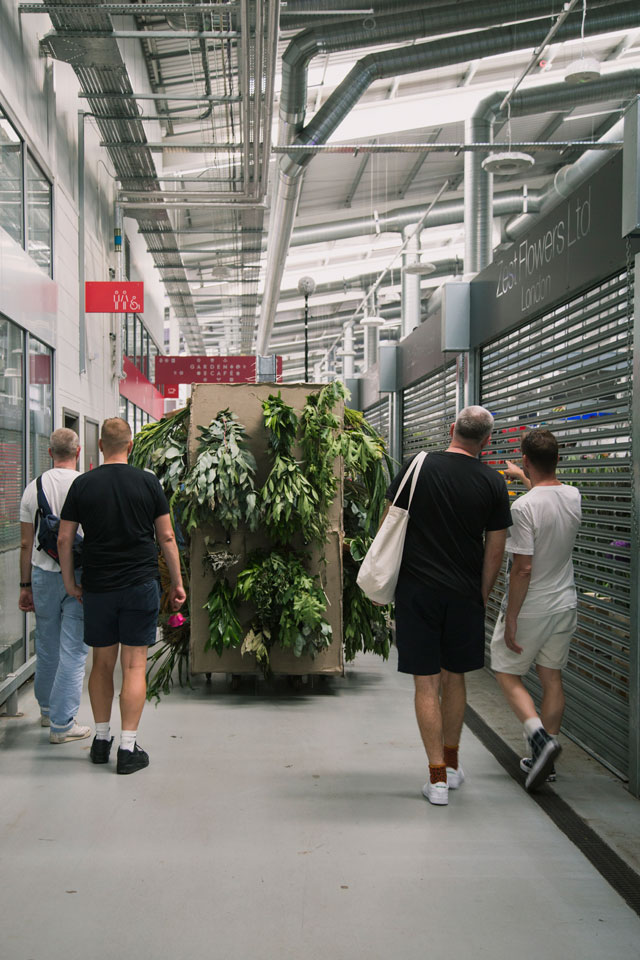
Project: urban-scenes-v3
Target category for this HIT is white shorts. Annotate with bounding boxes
[490,607,577,675]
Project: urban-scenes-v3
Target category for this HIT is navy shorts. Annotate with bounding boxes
[83,580,161,648]
[394,574,486,676]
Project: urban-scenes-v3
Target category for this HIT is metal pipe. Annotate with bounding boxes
[259,1,640,353]
[401,224,421,338]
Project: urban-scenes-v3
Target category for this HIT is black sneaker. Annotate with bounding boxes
[90,736,114,764]
[520,756,556,782]
[525,728,561,792]
[116,743,149,775]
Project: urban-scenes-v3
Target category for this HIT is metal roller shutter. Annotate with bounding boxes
[363,397,391,452]
[480,269,633,777]
[402,362,457,461]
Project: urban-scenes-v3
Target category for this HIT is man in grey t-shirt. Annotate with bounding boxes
[491,428,581,791]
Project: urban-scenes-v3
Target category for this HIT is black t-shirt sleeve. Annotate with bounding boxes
[60,479,80,522]
[485,474,513,531]
[149,474,170,518]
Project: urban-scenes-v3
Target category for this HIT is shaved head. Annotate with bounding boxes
[101,417,132,456]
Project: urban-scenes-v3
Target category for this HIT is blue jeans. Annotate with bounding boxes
[32,567,88,734]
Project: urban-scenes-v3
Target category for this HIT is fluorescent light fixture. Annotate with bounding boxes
[403,261,437,276]
[564,58,601,84]
[481,151,535,175]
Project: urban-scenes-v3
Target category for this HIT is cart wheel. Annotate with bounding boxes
[205,672,212,683]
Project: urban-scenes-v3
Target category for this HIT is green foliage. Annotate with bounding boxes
[261,391,299,455]
[182,409,258,535]
[298,381,347,545]
[203,579,244,655]
[260,455,322,544]
[341,405,394,661]
[235,551,332,671]
[129,406,190,511]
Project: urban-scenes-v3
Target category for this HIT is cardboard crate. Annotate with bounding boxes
[189,382,344,676]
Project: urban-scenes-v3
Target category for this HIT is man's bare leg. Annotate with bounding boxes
[441,669,466,746]
[88,645,119,723]
[495,671,538,723]
[119,645,149,731]
[536,664,565,735]
[414,674,444,764]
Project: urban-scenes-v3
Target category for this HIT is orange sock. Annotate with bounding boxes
[429,763,447,785]
[443,744,459,770]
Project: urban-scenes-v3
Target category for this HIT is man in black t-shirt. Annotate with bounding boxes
[58,418,186,775]
[385,405,511,806]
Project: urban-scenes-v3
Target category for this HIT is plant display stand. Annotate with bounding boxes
[188,382,344,678]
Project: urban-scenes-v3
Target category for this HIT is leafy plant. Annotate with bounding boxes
[298,381,347,545]
[182,409,258,535]
[130,405,190,512]
[203,579,244,655]
[260,455,321,544]
[146,550,191,702]
[262,391,299,455]
[235,551,332,672]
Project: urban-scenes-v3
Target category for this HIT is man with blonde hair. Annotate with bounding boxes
[19,428,90,742]
[59,417,185,775]
[385,405,511,805]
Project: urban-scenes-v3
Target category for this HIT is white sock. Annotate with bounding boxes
[95,722,111,741]
[120,730,137,752]
[524,716,544,739]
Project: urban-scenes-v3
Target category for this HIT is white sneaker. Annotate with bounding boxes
[50,723,92,744]
[446,765,465,789]
[422,780,449,805]
[40,714,50,727]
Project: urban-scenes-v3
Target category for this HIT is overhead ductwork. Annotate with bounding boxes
[257,0,640,354]
[467,68,640,269]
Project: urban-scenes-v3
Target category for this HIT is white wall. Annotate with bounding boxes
[0,1,165,434]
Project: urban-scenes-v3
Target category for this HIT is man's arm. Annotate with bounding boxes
[154,513,186,610]
[58,519,83,602]
[504,460,532,491]
[503,553,533,654]
[19,522,35,612]
[481,528,508,606]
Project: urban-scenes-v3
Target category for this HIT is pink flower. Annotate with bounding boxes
[168,613,186,628]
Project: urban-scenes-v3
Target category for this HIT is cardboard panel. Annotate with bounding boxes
[189,382,344,676]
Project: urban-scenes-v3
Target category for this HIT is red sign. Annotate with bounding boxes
[119,356,164,420]
[156,356,283,396]
[29,353,51,385]
[85,281,144,314]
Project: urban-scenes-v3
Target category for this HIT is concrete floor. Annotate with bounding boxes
[1,650,639,960]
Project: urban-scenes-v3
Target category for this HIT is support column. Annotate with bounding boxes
[401,224,421,339]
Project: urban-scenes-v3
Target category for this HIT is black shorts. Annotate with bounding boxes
[83,579,161,648]
[394,573,486,676]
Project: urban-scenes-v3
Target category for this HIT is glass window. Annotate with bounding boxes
[28,336,53,482]
[0,316,25,679]
[26,153,52,276]
[149,341,158,384]
[0,107,23,249]
[84,418,99,472]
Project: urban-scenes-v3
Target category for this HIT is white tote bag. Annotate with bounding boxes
[356,451,427,605]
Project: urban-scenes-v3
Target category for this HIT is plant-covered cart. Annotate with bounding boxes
[130,381,394,700]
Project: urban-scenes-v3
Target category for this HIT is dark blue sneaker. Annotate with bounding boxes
[525,729,561,792]
[90,736,114,764]
[117,743,149,775]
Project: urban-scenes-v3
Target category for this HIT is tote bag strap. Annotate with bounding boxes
[391,451,427,509]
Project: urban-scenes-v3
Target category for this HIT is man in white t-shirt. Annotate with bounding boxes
[19,428,91,743]
[490,428,581,792]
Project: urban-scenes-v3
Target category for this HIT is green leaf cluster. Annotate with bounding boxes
[203,578,244,655]
[261,391,299,456]
[182,409,258,535]
[260,455,322,544]
[235,551,332,670]
[129,406,190,512]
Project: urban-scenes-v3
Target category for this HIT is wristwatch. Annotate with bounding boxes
[20,581,32,588]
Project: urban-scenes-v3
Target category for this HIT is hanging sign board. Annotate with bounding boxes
[85,281,144,313]
[156,355,282,397]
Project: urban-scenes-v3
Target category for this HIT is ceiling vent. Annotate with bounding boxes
[481,151,535,176]
[564,57,601,84]
[402,260,437,276]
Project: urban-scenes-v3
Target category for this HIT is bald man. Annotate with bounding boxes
[385,406,511,805]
